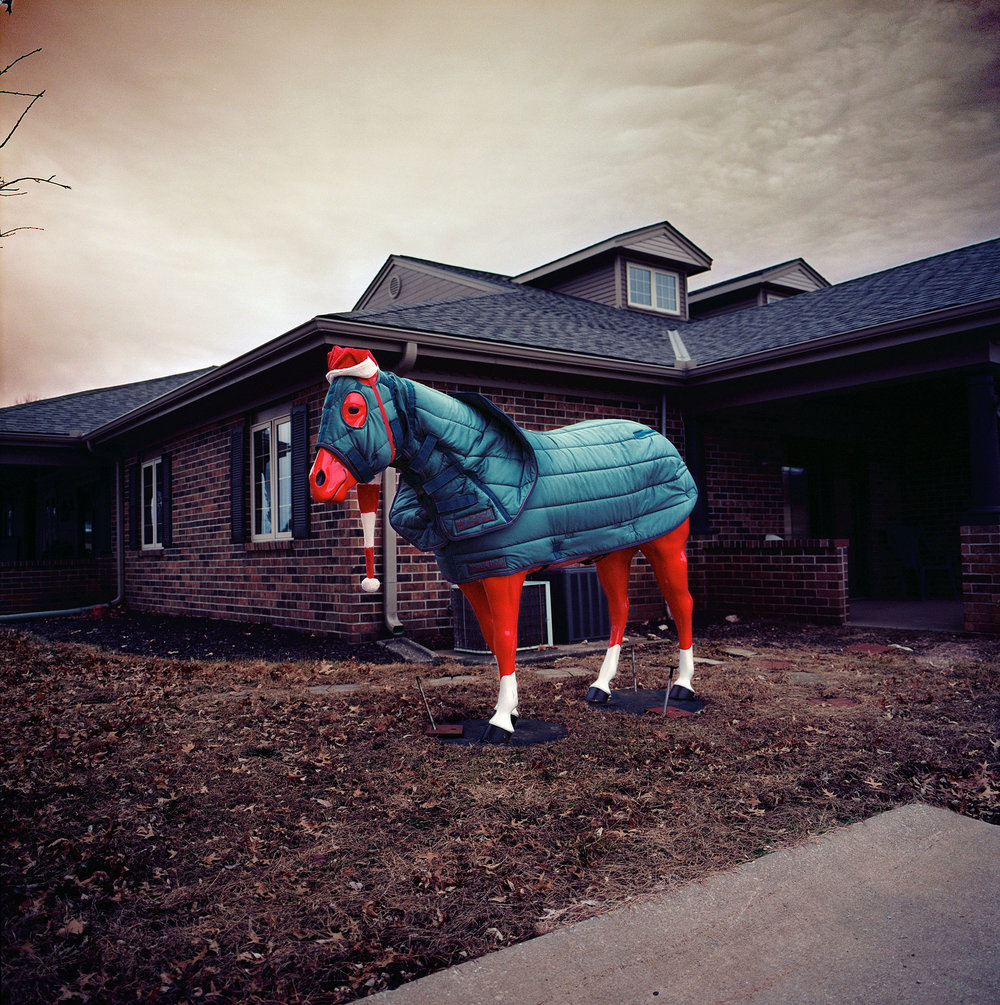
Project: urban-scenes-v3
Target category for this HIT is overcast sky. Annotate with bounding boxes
[2,0,998,405]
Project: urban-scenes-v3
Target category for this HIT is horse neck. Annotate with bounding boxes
[391,376,488,481]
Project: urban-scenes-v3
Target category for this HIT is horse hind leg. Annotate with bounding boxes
[641,518,696,699]
[586,546,638,703]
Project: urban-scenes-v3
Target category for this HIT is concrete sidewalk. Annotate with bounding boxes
[367,804,999,1004]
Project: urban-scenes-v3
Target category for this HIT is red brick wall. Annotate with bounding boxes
[121,378,672,645]
[961,525,1000,635]
[0,557,116,614]
[700,416,786,538]
[123,389,384,644]
[688,537,850,625]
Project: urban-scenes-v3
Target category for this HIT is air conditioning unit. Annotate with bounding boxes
[452,581,553,654]
[536,565,611,644]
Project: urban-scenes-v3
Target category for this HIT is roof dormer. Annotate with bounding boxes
[513,221,712,322]
[688,258,830,320]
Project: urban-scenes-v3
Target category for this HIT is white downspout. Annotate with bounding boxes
[381,466,404,636]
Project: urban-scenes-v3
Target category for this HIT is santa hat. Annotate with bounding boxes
[326,345,379,384]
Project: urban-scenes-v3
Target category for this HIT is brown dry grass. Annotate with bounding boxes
[2,622,998,1003]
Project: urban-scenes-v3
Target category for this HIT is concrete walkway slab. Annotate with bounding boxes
[367,804,999,1004]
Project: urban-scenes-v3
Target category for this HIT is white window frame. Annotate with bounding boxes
[626,262,680,315]
[141,457,164,550]
[251,413,293,541]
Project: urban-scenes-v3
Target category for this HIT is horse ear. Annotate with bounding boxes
[356,478,381,593]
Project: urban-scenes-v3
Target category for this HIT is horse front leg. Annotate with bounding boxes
[641,519,696,700]
[460,571,527,743]
[587,547,638,703]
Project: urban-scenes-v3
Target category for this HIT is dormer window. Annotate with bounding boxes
[627,263,679,315]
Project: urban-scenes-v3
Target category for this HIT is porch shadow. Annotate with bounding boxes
[848,599,964,633]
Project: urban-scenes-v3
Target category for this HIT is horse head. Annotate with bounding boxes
[309,346,399,505]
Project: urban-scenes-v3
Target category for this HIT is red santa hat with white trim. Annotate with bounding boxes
[326,345,379,383]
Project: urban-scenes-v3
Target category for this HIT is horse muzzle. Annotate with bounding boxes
[309,447,357,504]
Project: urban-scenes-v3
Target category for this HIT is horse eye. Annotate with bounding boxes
[342,392,367,428]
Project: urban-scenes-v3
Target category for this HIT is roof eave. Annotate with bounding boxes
[689,297,1000,383]
[0,431,94,466]
[310,317,685,386]
[88,312,686,445]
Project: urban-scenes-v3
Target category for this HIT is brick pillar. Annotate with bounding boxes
[961,525,1000,634]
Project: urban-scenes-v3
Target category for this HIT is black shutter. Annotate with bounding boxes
[129,463,140,550]
[161,453,172,548]
[231,426,246,544]
[290,404,310,539]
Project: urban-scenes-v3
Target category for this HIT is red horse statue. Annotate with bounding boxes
[310,347,699,743]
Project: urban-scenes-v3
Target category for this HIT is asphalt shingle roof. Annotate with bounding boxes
[0,368,215,437]
[335,237,1000,368]
[682,237,1000,365]
[341,281,683,365]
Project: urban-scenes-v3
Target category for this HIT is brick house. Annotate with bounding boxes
[3,221,999,636]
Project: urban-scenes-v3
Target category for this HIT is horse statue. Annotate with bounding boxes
[309,346,699,743]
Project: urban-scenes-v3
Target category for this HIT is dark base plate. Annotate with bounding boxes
[586,688,705,716]
[431,718,569,746]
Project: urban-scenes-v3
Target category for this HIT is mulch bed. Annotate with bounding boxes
[9,610,399,665]
[2,612,998,1003]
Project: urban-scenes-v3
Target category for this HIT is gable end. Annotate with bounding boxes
[354,256,504,311]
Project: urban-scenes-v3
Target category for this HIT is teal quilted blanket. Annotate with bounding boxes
[380,376,698,583]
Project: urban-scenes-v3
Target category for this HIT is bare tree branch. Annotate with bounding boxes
[1,174,72,196]
[1,48,42,77]
[0,88,43,148]
[0,225,44,238]
[0,46,68,241]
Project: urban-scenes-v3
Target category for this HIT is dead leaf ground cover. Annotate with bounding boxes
[2,616,998,1004]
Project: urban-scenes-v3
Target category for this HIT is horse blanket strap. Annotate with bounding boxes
[410,434,438,473]
[436,492,479,514]
[345,446,377,485]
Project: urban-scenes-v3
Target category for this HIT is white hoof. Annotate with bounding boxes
[487,708,517,733]
[674,647,695,692]
[588,644,621,697]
